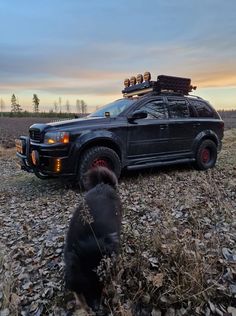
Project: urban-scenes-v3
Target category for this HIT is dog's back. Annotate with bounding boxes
[64,167,121,311]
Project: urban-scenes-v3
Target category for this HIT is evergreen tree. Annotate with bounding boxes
[11,94,22,113]
[33,94,40,112]
[11,94,17,112]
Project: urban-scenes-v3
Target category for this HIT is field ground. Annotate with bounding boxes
[0,129,236,315]
[0,117,60,148]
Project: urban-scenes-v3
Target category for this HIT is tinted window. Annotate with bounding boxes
[139,99,168,119]
[190,100,214,117]
[168,98,190,118]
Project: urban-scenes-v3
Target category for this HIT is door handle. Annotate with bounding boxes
[160,124,168,130]
[193,123,201,127]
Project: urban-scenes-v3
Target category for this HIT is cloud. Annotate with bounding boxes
[1,0,236,111]
[1,39,236,99]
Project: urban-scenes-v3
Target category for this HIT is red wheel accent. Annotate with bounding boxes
[201,148,210,163]
[91,158,109,168]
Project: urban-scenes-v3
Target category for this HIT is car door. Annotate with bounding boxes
[167,97,196,156]
[126,97,169,163]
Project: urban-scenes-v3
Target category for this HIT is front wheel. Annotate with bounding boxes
[194,139,217,170]
[77,146,121,186]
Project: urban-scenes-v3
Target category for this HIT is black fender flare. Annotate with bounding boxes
[192,130,220,154]
[73,130,124,171]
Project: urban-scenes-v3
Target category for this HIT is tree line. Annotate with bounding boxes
[0,94,88,116]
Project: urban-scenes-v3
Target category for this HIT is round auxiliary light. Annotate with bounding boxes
[144,71,151,82]
[124,78,130,88]
[136,74,143,84]
[130,76,136,86]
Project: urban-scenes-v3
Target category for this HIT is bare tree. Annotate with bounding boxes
[59,97,62,113]
[54,101,58,113]
[65,100,70,113]
[0,98,5,116]
[81,100,87,115]
[76,99,81,115]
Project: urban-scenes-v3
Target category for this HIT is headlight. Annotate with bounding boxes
[44,131,70,144]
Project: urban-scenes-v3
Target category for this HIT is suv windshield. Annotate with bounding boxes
[88,99,135,118]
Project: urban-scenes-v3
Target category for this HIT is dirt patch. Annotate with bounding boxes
[0,130,236,315]
[0,117,59,148]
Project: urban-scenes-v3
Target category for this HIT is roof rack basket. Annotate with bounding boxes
[122,74,196,97]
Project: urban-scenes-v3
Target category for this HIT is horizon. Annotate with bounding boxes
[0,0,236,112]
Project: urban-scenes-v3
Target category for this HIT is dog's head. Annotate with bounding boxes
[83,167,118,191]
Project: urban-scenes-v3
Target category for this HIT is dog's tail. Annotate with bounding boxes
[83,166,118,190]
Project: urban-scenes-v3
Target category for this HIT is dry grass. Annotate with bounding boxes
[0,245,18,314]
[0,147,16,158]
[0,129,235,315]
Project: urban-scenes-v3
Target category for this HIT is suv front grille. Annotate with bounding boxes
[29,129,42,142]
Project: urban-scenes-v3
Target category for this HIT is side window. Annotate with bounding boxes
[190,100,214,117]
[167,98,190,118]
[139,99,168,119]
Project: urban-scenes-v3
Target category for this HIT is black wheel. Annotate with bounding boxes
[194,139,217,170]
[78,146,121,185]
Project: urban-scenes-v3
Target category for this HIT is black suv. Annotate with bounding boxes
[16,73,224,185]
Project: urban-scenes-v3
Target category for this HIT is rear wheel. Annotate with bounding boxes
[77,146,121,186]
[194,139,217,170]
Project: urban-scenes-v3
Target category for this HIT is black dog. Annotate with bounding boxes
[64,167,122,314]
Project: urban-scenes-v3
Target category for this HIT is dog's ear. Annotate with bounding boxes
[83,167,118,190]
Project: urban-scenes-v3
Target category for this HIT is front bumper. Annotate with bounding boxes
[15,136,77,177]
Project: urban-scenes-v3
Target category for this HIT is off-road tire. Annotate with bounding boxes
[78,146,121,187]
[194,139,217,170]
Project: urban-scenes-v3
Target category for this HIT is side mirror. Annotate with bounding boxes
[128,110,147,122]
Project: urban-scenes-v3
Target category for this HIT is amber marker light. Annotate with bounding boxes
[61,132,70,144]
[55,158,61,172]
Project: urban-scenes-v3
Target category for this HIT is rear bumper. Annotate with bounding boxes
[16,136,77,177]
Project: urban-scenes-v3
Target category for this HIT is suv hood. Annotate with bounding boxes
[29,116,115,132]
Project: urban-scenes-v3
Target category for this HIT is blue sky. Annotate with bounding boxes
[0,0,236,111]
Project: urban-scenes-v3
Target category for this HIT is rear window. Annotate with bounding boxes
[167,98,190,118]
[190,100,214,117]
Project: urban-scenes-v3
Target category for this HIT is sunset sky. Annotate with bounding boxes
[0,0,236,112]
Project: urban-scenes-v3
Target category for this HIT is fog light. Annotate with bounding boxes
[31,150,39,166]
[55,159,61,172]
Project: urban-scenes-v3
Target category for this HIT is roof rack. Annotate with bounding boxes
[122,72,197,97]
